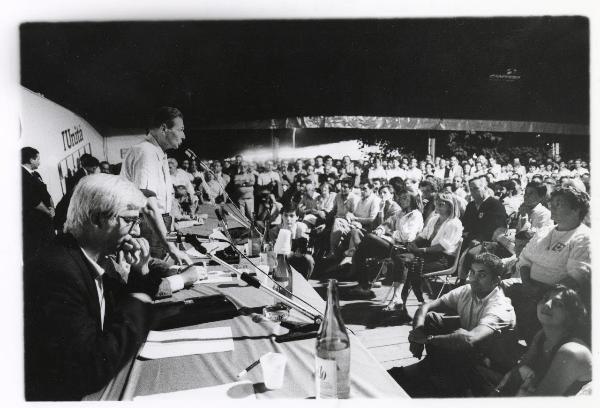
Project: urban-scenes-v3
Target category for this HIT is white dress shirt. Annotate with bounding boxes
[418,213,464,255]
[80,248,106,330]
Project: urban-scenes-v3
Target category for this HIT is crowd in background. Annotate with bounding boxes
[168,151,590,225]
[166,149,591,397]
[22,139,592,398]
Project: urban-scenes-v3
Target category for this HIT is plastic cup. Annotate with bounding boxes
[260,352,287,389]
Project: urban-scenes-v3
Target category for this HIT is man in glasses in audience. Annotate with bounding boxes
[24,174,201,401]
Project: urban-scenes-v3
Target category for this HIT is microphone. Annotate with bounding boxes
[221,205,251,230]
[214,207,236,245]
[184,234,322,323]
[188,235,231,244]
[215,207,224,222]
[185,148,198,160]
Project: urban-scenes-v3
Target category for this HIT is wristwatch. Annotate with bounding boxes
[425,335,434,344]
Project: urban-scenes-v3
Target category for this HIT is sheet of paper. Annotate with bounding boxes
[185,246,207,258]
[202,241,230,254]
[194,270,233,284]
[139,326,233,360]
[133,380,255,400]
[210,228,229,241]
[175,219,203,229]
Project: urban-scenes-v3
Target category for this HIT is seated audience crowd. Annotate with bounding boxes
[22,144,591,399]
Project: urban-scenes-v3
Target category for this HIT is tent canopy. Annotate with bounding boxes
[206,116,588,135]
[21,17,588,134]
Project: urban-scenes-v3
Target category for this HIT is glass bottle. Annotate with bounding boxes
[315,279,351,399]
[248,212,261,257]
[272,250,293,304]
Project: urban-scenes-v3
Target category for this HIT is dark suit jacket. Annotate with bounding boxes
[65,167,88,194]
[22,167,51,215]
[24,234,161,400]
[22,167,54,259]
[461,196,507,244]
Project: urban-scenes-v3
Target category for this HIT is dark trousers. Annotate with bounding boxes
[287,253,315,280]
[351,234,406,289]
[397,312,505,397]
[502,280,546,343]
[23,213,55,261]
[400,253,453,303]
[401,257,425,303]
[140,213,173,260]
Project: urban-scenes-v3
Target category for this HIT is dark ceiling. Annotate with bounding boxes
[20,17,589,133]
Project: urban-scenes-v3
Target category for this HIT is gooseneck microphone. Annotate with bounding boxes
[184,234,322,323]
[195,159,251,227]
[214,208,235,243]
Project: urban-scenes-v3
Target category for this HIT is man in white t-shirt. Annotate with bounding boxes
[389,253,518,397]
[120,106,191,264]
[405,158,423,182]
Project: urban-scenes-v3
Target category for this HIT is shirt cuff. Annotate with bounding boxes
[166,274,185,292]
[130,293,153,303]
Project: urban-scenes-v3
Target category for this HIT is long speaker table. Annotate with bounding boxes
[83,255,408,400]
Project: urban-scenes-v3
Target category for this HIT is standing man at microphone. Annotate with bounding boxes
[120,106,191,264]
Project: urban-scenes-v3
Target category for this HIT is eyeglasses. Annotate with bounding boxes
[118,215,142,226]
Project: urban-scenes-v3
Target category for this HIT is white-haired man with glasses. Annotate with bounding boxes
[24,174,201,401]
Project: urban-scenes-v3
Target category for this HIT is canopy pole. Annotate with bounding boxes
[292,128,296,150]
[552,142,560,158]
[428,133,436,158]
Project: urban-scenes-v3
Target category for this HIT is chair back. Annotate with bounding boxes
[422,238,463,278]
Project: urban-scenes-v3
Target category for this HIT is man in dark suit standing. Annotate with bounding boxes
[54,154,101,232]
[24,174,162,400]
[65,153,100,193]
[21,147,55,260]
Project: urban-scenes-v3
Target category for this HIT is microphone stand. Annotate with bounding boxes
[196,158,265,239]
[186,235,323,326]
[197,160,252,227]
[214,208,236,243]
[185,148,250,228]
[188,229,321,320]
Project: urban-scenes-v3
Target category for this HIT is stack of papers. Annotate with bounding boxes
[139,326,234,359]
[133,380,256,400]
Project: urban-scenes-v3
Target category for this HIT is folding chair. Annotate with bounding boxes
[421,238,463,299]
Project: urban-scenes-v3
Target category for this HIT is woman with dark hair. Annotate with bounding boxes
[507,185,590,342]
[388,176,405,202]
[346,191,423,300]
[493,285,591,396]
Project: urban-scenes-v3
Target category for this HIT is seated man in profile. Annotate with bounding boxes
[388,253,519,397]
[268,201,315,279]
[24,174,201,401]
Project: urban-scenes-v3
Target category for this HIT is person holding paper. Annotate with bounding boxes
[24,174,196,401]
